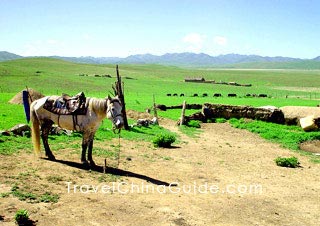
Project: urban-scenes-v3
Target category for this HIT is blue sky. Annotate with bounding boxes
[1,0,319,58]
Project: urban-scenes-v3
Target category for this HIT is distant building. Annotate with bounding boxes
[184,77,205,82]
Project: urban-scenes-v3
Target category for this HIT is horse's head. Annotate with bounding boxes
[106,95,124,130]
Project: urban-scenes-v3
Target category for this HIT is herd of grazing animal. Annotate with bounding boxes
[166,93,268,98]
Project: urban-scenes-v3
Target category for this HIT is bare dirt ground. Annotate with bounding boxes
[0,118,319,226]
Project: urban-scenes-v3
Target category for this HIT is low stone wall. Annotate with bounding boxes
[180,104,285,124]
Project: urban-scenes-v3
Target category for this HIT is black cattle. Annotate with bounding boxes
[173,93,178,96]
[166,94,171,96]
[193,93,198,97]
[258,94,268,98]
[246,94,251,97]
[228,93,237,97]
[213,93,222,97]
[180,93,185,97]
[202,93,208,97]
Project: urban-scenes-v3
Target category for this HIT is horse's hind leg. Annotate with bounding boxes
[41,120,55,160]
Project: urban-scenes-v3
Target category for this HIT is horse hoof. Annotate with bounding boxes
[48,155,56,161]
[81,161,90,169]
[89,161,96,168]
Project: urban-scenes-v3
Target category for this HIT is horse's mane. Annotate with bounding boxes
[88,97,107,114]
[88,96,121,115]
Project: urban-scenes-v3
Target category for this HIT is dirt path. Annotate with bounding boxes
[0,119,319,225]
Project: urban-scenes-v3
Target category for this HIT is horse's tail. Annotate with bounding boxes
[30,102,41,156]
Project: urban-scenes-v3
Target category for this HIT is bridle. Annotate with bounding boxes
[107,99,123,134]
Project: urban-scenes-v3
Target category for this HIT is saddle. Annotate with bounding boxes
[44,92,87,115]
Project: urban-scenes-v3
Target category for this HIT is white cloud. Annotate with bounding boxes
[213,36,227,46]
[183,33,205,44]
[46,39,59,44]
[182,33,206,52]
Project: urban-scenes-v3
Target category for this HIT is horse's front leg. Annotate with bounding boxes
[81,136,89,166]
[41,120,55,160]
[81,131,94,167]
[87,138,95,167]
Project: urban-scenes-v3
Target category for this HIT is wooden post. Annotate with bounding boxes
[103,158,107,174]
[153,94,158,119]
[115,65,129,130]
[180,100,187,126]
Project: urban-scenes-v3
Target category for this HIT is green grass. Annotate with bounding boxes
[46,175,64,183]
[39,192,59,203]
[11,184,37,202]
[0,123,174,156]
[8,184,59,203]
[179,125,202,138]
[1,58,320,156]
[229,118,320,163]
[1,58,320,109]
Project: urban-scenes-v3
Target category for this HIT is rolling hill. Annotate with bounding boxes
[0,51,23,61]
[51,52,305,67]
[1,51,320,69]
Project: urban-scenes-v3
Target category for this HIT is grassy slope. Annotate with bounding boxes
[1,57,320,127]
[0,58,319,161]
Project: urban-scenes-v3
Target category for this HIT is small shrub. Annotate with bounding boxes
[275,156,300,168]
[152,134,176,148]
[40,192,59,203]
[187,120,201,128]
[215,118,227,123]
[46,175,64,183]
[14,209,29,225]
[206,118,215,123]
[0,192,10,198]
[11,185,37,202]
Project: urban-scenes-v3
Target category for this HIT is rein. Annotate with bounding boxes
[112,127,122,134]
[105,97,123,167]
[116,132,121,168]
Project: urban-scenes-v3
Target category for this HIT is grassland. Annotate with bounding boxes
[1,58,320,112]
[1,57,320,124]
[0,57,320,155]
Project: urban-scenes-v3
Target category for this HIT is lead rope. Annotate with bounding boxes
[117,132,121,168]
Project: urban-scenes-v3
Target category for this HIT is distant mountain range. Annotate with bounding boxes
[1,51,320,68]
[0,51,23,61]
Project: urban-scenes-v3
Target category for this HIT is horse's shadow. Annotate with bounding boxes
[44,158,172,186]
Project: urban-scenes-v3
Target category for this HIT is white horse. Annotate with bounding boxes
[30,95,124,167]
